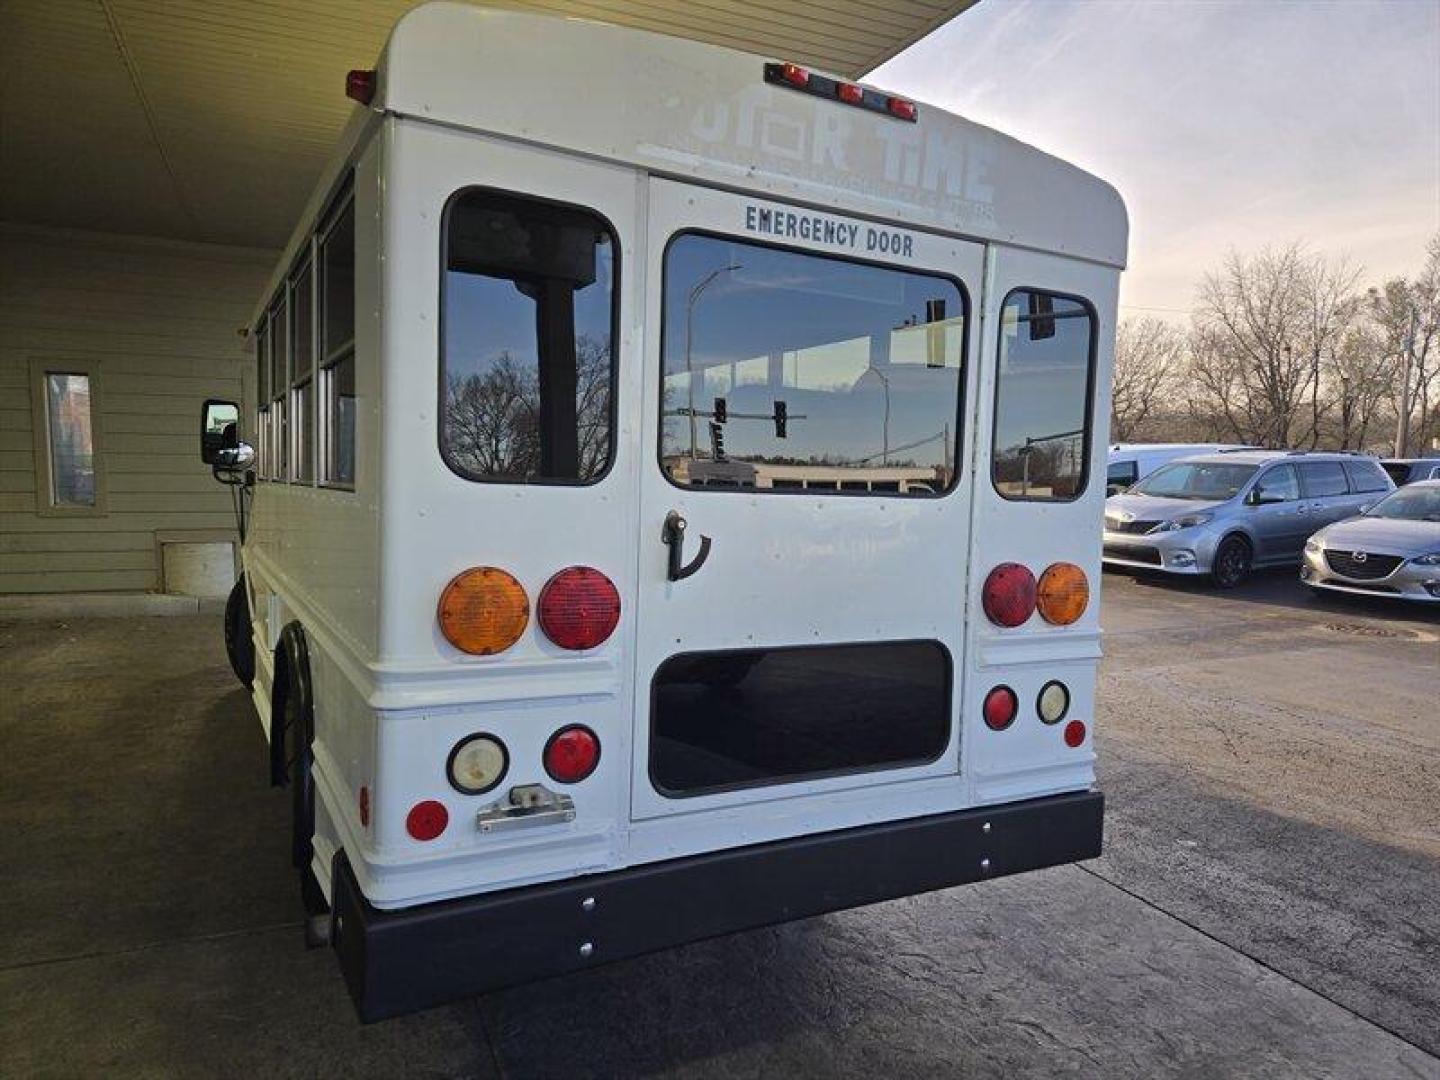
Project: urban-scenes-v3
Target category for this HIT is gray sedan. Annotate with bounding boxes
[1301,480,1440,603]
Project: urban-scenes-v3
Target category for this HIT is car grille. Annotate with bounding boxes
[1105,516,1161,535]
[1104,543,1163,566]
[1324,550,1404,580]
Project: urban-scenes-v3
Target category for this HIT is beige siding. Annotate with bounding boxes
[0,226,274,594]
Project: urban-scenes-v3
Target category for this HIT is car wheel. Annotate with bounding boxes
[1211,535,1252,589]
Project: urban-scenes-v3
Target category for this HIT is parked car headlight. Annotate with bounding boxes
[1155,512,1213,533]
[1304,536,1322,554]
[1411,551,1440,566]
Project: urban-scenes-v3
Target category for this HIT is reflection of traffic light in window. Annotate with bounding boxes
[774,400,788,438]
[709,421,726,460]
[713,396,727,424]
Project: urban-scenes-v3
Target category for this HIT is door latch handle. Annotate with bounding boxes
[662,510,712,582]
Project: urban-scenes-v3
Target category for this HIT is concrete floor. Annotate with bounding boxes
[1,572,1437,1078]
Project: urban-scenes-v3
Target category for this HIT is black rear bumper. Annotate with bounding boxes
[331,789,1103,1022]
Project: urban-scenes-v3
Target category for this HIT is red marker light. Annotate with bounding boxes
[544,725,601,784]
[406,799,448,841]
[781,62,809,88]
[837,83,864,105]
[887,96,918,122]
[1064,720,1088,748]
[358,785,370,827]
[983,686,1019,731]
[346,69,376,105]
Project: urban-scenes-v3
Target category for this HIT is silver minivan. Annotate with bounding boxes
[1103,451,1394,587]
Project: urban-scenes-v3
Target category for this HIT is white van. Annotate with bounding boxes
[1106,443,1252,495]
[199,2,1126,1021]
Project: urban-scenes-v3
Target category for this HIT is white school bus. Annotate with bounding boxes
[200,1,1126,1022]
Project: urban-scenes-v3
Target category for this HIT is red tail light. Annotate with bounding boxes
[538,567,620,650]
[405,799,448,841]
[544,725,601,783]
[983,686,1018,731]
[982,563,1037,627]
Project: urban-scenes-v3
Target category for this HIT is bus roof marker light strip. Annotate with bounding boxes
[763,63,917,123]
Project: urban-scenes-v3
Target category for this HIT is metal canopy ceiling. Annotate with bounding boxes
[0,1,977,249]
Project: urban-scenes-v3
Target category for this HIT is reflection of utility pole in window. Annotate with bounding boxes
[684,264,741,459]
[856,366,891,464]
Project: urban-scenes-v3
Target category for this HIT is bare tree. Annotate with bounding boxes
[444,334,612,478]
[1111,317,1184,441]
[1187,244,1362,448]
[1370,234,1440,454]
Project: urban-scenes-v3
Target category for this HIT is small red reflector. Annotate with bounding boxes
[346,69,376,105]
[405,799,448,841]
[887,96,918,121]
[983,563,1037,628]
[544,725,601,784]
[838,83,864,105]
[781,62,809,88]
[983,686,1018,731]
[1064,720,1088,748]
[538,567,621,651]
[359,785,370,828]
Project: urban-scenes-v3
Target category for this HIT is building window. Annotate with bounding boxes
[291,258,315,483]
[991,290,1096,501]
[31,362,104,513]
[439,189,617,484]
[320,195,356,488]
[659,234,965,495]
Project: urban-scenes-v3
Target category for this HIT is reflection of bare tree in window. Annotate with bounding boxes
[445,334,611,480]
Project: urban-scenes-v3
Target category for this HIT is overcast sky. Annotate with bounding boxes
[872,0,1440,323]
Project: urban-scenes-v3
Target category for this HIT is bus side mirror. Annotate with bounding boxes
[201,399,240,465]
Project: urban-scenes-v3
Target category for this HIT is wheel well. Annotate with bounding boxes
[1218,530,1253,554]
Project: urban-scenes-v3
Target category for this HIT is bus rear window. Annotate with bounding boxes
[440,190,617,484]
[992,290,1095,501]
[659,234,966,495]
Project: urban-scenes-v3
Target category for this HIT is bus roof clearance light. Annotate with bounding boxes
[983,686,1019,731]
[346,69,376,105]
[538,567,620,651]
[982,563,1037,627]
[544,725,601,784]
[1037,563,1089,625]
[763,62,918,123]
[438,567,529,655]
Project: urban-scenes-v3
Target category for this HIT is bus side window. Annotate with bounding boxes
[992,289,1096,501]
[320,196,356,488]
[439,190,617,484]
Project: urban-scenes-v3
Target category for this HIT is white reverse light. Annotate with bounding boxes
[447,733,509,795]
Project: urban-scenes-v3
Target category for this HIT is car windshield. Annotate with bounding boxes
[1365,486,1440,521]
[1129,461,1257,500]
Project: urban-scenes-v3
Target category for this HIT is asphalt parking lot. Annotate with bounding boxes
[2,571,1437,1079]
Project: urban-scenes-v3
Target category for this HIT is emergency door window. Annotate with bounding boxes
[441,191,617,484]
[992,290,1096,501]
[660,235,966,495]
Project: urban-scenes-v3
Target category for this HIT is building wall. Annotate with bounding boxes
[0,225,274,594]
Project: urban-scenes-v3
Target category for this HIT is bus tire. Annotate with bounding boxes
[223,576,255,689]
[274,622,329,925]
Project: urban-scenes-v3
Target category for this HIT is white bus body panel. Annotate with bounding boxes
[233,3,1127,912]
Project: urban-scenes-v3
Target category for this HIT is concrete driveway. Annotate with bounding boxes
[1,572,1437,1078]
